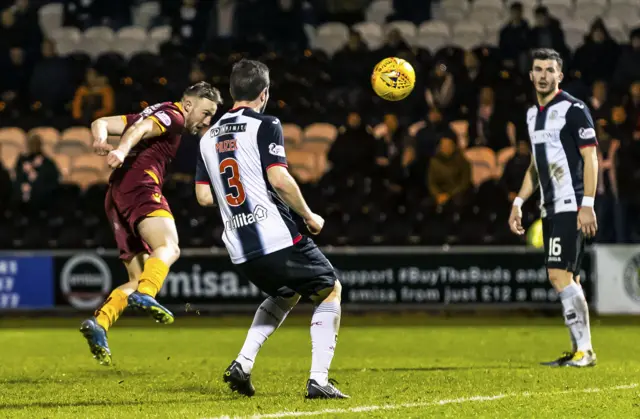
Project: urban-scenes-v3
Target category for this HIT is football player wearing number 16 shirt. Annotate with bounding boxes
[195,59,348,399]
[509,49,598,367]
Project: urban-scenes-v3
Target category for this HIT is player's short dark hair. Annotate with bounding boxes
[531,48,563,70]
[183,81,223,105]
[534,5,548,16]
[229,59,270,102]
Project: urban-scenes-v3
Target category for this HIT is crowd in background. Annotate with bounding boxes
[0,0,639,247]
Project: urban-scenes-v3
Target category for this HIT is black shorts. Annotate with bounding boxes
[542,211,585,273]
[235,236,337,299]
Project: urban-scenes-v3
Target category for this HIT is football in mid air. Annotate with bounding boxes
[527,218,544,249]
[371,57,416,101]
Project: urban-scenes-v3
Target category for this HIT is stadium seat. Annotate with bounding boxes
[50,27,82,45]
[468,0,506,24]
[74,38,111,59]
[54,40,78,56]
[365,0,394,25]
[283,123,303,148]
[541,0,574,20]
[607,7,640,28]
[58,127,92,156]
[563,19,590,49]
[439,0,470,23]
[449,120,470,148]
[303,123,338,143]
[0,143,22,173]
[451,21,486,49]
[84,26,115,42]
[133,1,161,28]
[28,127,60,155]
[38,2,64,38]
[464,147,497,187]
[110,39,149,59]
[385,21,417,45]
[416,20,451,51]
[73,154,105,175]
[352,22,384,49]
[51,154,72,180]
[117,26,148,42]
[149,25,172,44]
[287,150,317,175]
[314,22,350,56]
[67,171,102,191]
[602,16,628,42]
[573,3,608,23]
[0,127,26,149]
[495,147,516,178]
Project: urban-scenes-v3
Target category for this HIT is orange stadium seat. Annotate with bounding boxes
[0,143,23,173]
[73,154,106,175]
[51,154,72,180]
[303,123,338,144]
[449,120,470,149]
[282,123,303,149]
[0,127,27,150]
[287,149,316,173]
[67,171,102,190]
[58,127,92,156]
[464,147,496,187]
[28,127,60,155]
[496,147,516,179]
[301,140,331,155]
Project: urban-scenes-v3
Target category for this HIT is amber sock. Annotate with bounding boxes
[137,257,169,298]
[95,289,128,332]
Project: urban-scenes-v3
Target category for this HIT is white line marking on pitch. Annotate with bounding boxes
[205,383,638,419]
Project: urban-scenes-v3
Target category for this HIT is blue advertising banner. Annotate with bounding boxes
[0,256,54,309]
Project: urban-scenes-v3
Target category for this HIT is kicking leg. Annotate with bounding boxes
[80,253,147,366]
[127,216,179,324]
[305,280,348,399]
[224,294,300,396]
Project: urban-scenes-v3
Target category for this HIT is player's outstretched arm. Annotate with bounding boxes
[267,166,324,235]
[91,116,127,156]
[107,119,163,169]
[509,161,539,235]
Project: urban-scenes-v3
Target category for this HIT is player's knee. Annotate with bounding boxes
[164,240,180,262]
[332,279,342,300]
[275,294,300,310]
[548,268,573,290]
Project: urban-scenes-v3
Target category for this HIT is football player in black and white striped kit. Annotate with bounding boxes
[195,59,348,398]
[509,49,598,367]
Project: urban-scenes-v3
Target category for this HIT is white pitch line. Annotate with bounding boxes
[205,383,638,419]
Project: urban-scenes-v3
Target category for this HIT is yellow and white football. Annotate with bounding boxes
[371,57,416,101]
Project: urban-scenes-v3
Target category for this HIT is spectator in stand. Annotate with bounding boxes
[13,134,60,212]
[614,105,640,242]
[0,159,12,212]
[623,81,640,139]
[594,121,621,243]
[7,0,41,52]
[373,113,405,188]
[588,80,611,123]
[376,29,412,61]
[72,67,115,126]
[428,136,471,208]
[499,2,530,72]
[572,19,619,86]
[29,39,73,115]
[327,112,376,177]
[404,107,450,193]
[268,0,308,51]
[469,87,514,151]
[323,0,367,26]
[388,0,431,25]
[0,46,32,108]
[501,139,530,202]
[332,31,369,87]
[529,6,568,59]
[457,51,493,119]
[425,62,456,119]
[613,29,640,91]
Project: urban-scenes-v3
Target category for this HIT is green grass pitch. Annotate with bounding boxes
[1,314,639,418]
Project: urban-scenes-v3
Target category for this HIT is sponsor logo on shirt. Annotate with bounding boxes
[269,143,286,157]
[225,205,268,231]
[210,123,247,137]
[156,111,171,126]
[272,118,280,124]
[578,128,595,139]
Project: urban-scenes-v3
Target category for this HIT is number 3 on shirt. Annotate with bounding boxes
[219,158,246,206]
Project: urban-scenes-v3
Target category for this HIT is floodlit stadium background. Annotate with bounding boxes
[0,0,638,314]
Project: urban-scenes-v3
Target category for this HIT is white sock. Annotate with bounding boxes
[236,297,294,373]
[559,282,592,352]
[310,301,341,386]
